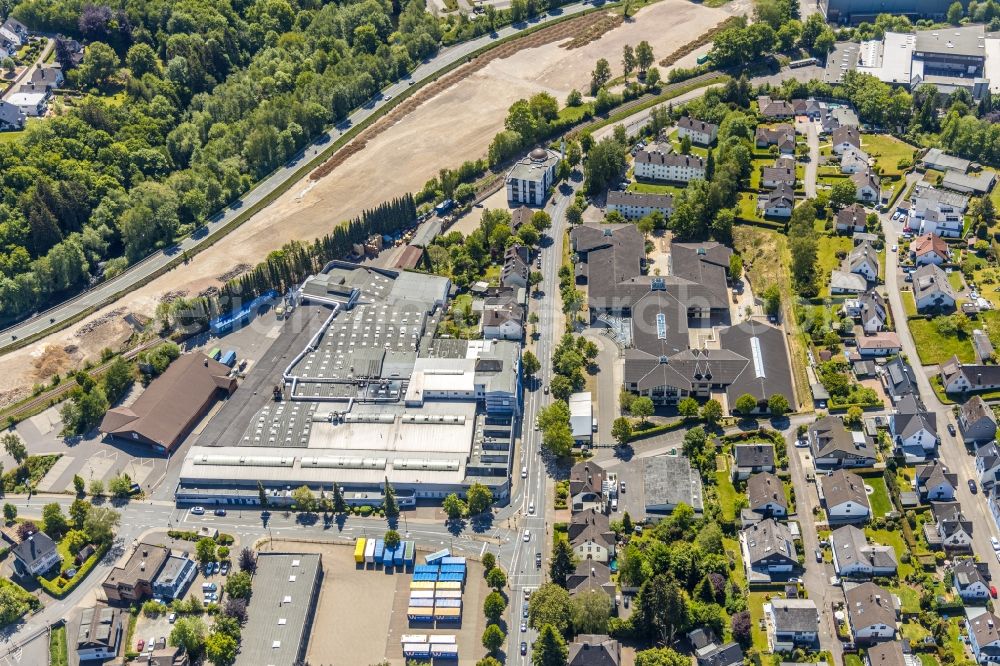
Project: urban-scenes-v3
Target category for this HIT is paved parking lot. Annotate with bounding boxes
[8,405,168,494]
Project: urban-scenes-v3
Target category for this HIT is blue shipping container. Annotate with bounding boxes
[426,549,450,564]
[219,350,237,367]
[382,547,394,567]
[374,540,385,562]
[394,547,404,566]
[439,565,466,573]
[431,645,458,659]
[413,573,438,582]
[438,573,465,583]
[403,541,415,565]
[440,557,466,566]
[413,565,438,574]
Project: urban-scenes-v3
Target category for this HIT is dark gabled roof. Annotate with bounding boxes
[892,394,937,440]
[720,319,795,405]
[569,635,621,666]
[913,264,957,303]
[837,203,867,229]
[747,472,787,511]
[832,125,861,149]
[696,641,744,666]
[845,582,897,631]
[884,357,918,397]
[810,416,875,460]
[11,531,56,567]
[743,518,797,565]
[916,461,958,492]
[822,469,869,508]
[570,461,606,496]
[678,116,718,134]
[954,557,990,589]
[770,599,819,633]
[734,444,775,469]
[962,395,997,427]
[569,508,616,548]
[566,560,616,598]
[867,641,906,666]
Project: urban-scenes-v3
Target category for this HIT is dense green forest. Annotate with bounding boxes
[0,0,480,321]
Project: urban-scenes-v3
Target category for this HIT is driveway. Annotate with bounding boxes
[581,329,622,446]
[1,37,52,102]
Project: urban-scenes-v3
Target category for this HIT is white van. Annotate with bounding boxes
[610,498,618,511]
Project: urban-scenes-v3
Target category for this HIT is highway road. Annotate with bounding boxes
[0,2,600,353]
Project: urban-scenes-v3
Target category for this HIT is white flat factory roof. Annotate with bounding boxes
[569,392,593,438]
[857,32,914,85]
[986,36,1000,93]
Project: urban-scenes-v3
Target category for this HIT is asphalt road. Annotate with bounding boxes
[881,198,1000,581]
[0,2,599,352]
[503,177,575,662]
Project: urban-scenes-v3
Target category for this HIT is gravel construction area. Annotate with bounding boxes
[0,0,749,406]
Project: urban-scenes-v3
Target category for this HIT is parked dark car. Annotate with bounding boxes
[969,479,978,494]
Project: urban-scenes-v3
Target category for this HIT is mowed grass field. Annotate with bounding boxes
[907,318,975,365]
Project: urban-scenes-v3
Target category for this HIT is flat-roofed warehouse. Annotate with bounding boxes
[177,262,521,506]
[100,353,236,453]
[235,553,322,666]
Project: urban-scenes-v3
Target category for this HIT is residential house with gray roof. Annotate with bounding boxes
[768,598,820,651]
[809,416,876,468]
[830,525,897,578]
[569,461,606,512]
[568,634,621,666]
[821,469,871,524]
[953,558,992,602]
[968,611,1000,664]
[759,184,796,217]
[832,126,862,155]
[76,605,123,662]
[845,582,899,642]
[866,641,907,666]
[606,190,674,220]
[915,461,958,501]
[732,444,775,480]
[912,264,957,312]
[566,560,617,601]
[882,357,918,404]
[569,508,616,564]
[889,394,937,462]
[927,501,974,552]
[757,96,794,119]
[959,395,997,444]
[981,441,1000,489]
[836,204,868,233]
[746,472,788,521]
[677,116,719,145]
[940,356,1000,394]
[740,518,798,583]
[846,241,879,282]
[11,530,61,577]
[688,629,744,666]
[852,169,881,203]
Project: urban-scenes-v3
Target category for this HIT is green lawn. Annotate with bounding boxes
[907,318,975,365]
[948,270,964,291]
[844,654,864,666]
[49,625,68,666]
[816,235,852,298]
[715,467,738,522]
[737,191,765,222]
[628,181,684,196]
[0,130,24,144]
[902,621,932,643]
[557,103,593,123]
[902,291,917,317]
[724,537,745,590]
[862,134,918,179]
[866,527,913,578]
[749,591,779,651]
[866,476,893,517]
[918,655,939,666]
[888,583,921,614]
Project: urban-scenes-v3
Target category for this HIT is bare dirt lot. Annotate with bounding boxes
[266,540,489,666]
[0,0,749,407]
